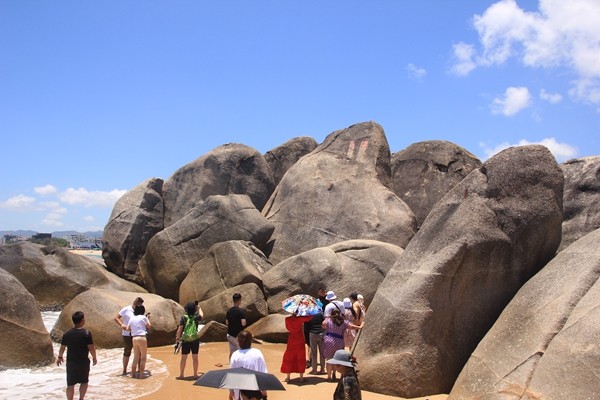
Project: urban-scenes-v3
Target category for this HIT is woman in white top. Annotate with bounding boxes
[229,330,267,400]
[126,304,151,378]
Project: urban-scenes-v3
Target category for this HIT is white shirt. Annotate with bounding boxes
[230,347,268,372]
[324,300,345,317]
[128,315,150,336]
[119,305,134,336]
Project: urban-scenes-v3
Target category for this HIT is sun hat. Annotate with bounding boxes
[326,349,356,368]
[343,298,352,309]
[325,290,337,301]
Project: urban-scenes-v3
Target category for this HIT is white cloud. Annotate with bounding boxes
[453,0,600,104]
[42,216,65,227]
[540,89,562,104]
[0,194,37,211]
[406,63,427,80]
[34,184,58,196]
[491,86,532,116]
[450,42,477,76]
[83,215,95,222]
[480,137,578,162]
[58,188,127,207]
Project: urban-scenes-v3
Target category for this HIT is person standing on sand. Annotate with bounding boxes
[57,311,97,400]
[126,304,152,378]
[327,349,362,400]
[281,311,313,382]
[114,296,144,375]
[344,294,364,350]
[322,308,362,381]
[175,301,203,379]
[323,291,344,317]
[229,330,268,400]
[226,293,247,359]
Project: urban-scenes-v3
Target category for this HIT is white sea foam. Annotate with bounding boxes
[0,311,168,400]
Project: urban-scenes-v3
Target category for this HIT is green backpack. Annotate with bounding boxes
[181,315,199,342]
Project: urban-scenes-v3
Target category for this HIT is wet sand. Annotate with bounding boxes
[136,342,448,400]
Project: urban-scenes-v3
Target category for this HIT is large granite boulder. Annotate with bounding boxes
[162,143,275,227]
[264,239,404,313]
[264,136,318,186]
[354,145,564,398]
[0,242,146,308]
[0,268,54,369]
[449,228,600,399]
[391,140,482,228]
[139,194,275,301]
[102,178,164,279]
[198,283,268,326]
[179,240,272,306]
[559,156,600,251]
[262,121,416,264]
[50,288,183,348]
[198,321,228,342]
[247,314,288,343]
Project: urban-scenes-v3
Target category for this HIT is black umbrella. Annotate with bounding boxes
[193,367,286,391]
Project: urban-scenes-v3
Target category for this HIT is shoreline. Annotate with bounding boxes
[135,342,448,400]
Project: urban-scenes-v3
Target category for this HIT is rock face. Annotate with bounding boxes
[264,239,404,313]
[198,283,268,326]
[102,178,164,278]
[264,136,318,186]
[162,143,275,228]
[0,268,54,369]
[391,140,482,228]
[198,321,228,342]
[0,242,146,308]
[449,228,600,399]
[139,194,275,301]
[354,145,564,398]
[559,156,600,251]
[50,289,183,348]
[179,240,272,306]
[262,121,416,264]
[247,313,288,343]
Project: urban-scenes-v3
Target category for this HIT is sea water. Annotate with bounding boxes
[0,312,168,400]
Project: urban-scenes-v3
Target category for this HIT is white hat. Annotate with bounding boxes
[343,298,352,309]
[326,349,356,368]
[325,290,337,301]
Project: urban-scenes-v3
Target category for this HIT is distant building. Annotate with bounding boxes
[2,235,27,244]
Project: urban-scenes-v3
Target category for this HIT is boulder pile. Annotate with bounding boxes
[1,119,598,400]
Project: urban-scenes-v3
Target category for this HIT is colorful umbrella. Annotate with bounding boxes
[281,294,322,316]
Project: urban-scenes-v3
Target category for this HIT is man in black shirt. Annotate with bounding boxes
[225,292,247,358]
[57,311,97,400]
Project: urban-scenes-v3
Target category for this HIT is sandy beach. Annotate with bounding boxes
[135,342,448,400]
[66,249,448,399]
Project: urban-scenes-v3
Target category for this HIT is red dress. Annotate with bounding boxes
[280,315,312,373]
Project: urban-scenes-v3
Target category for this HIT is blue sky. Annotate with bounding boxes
[1,0,599,233]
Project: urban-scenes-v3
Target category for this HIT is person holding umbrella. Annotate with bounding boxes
[229,330,268,400]
[281,310,312,382]
[280,294,323,383]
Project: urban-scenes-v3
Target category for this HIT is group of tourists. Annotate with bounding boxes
[55,289,365,400]
[280,287,366,399]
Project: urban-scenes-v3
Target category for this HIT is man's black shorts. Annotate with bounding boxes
[66,360,90,386]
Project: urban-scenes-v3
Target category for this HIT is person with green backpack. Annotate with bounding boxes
[175,301,203,379]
